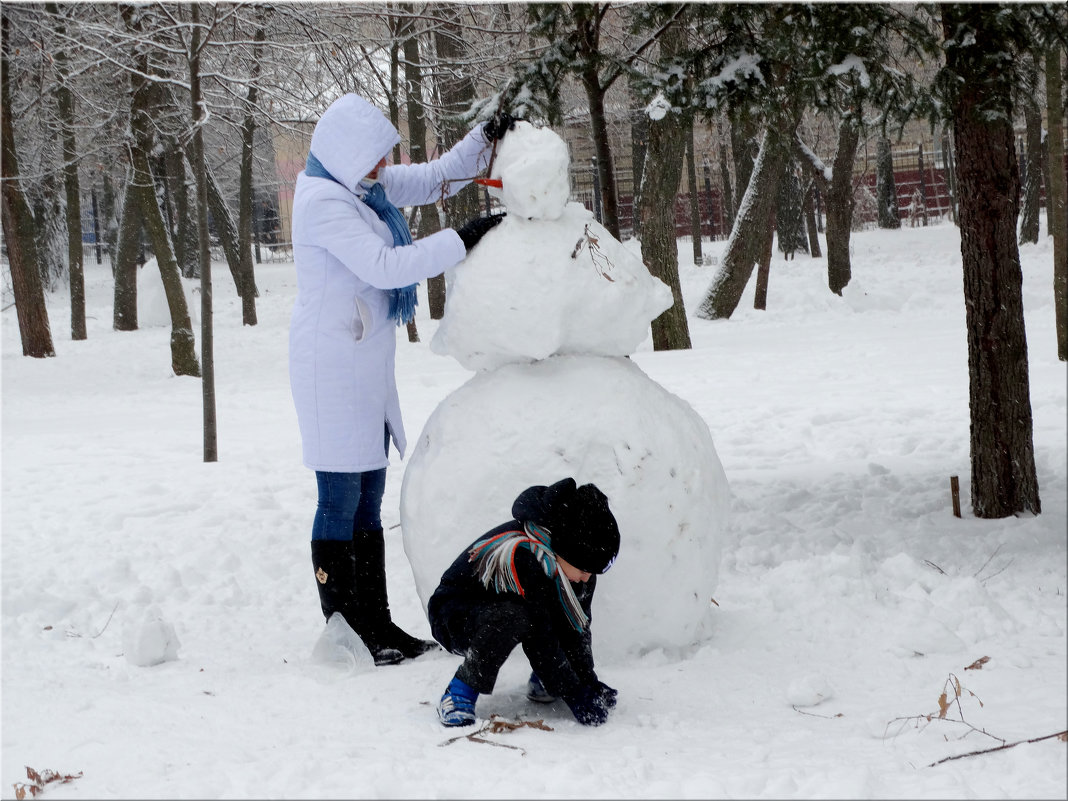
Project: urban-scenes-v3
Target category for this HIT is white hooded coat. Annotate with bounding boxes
[289,95,494,472]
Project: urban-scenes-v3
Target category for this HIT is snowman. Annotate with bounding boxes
[400,122,729,660]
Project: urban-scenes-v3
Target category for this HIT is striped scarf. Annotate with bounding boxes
[304,152,419,325]
[468,522,589,632]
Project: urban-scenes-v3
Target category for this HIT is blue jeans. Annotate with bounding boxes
[311,468,386,541]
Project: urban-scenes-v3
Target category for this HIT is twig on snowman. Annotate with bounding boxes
[570,224,615,282]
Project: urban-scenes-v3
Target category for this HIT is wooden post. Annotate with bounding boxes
[950,475,962,518]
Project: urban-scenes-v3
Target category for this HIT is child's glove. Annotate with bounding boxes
[593,680,618,710]
[455,213,506,252]
[563,685,611,726]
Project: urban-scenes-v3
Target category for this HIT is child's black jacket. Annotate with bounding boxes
[427,483,602,695]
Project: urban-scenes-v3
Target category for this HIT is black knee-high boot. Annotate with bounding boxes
[311,539,404,666]
[352,528,439,659]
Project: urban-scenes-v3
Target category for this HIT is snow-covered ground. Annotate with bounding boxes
[2,220,1065,799]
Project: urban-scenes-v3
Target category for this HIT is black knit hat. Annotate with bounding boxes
[512,478,620,574]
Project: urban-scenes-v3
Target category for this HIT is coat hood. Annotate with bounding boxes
[309,94,401,193]
[511,478,620,574]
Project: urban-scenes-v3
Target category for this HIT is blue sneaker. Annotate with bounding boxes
[438,676,478,727]
[526,672,557,703]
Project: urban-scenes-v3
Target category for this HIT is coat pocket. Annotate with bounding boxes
[351,295,374,343]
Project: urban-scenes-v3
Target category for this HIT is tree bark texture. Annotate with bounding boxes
[876,137,900,229]
[191,5,215,460]
[1018,62,1042,245]
[686,123,703,265]
[753,207,775,311]
[434,9,479,318]
[1046,47,1067,362]
[583,71,621,240]
[236,24,264,327]
[112,180,141,331]
[730,112,759,206]
[697,129,789,320]
[122,5,199,376]
[629,82,649,240]
[803,181,822,258]
[48,3,86,341]
[163,139,198,278]
[401,15,439,327]
[718,132,735,233]
[943,5,1040,518]
[639,58,691,350]
[823,118,860,295]
[1,8,55,358]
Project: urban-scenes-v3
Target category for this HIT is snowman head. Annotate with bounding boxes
[488,121,571,221]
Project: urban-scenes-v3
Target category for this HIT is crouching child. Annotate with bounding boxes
[429,477,620,727]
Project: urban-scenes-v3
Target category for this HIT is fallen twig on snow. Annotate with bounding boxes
[439,715,554,755]
[792,705,843,720]
[927,730,1068,767]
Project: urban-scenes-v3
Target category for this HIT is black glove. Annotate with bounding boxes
[456,213,506,252]
[483,112,517,142]
[593,680,618,710]
[563,685,610,727]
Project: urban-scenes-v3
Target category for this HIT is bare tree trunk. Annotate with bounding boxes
[753,208,776,311]
[803,180,822,258]
[163,137,198,278]
[630,80,649,241]
[236,24,264,326]
[401,10,435,331]
[730,112,759,205]
[1,8,54,358]
[697,129,789,320]
[823,118,860,295]
[191,4,215,461]
[112,179,141,331]
[1047,46,1067,361]
[686,122,703,265]
[1019,57,1042,245]
[433,7,479,315]
[943,5,1040,518]
[582,68,620,239]
[876,136,900,229]
[132,147,199,376]
[122,8,198,376]
[639,24,690,351]
[47,3,86,341]
[640,129,691,348]
[718,117,735,233]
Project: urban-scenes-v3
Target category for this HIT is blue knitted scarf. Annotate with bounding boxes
[468,522,589,632]
[305,152,419,325]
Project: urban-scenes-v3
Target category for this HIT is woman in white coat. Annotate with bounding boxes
[290,94,511,665]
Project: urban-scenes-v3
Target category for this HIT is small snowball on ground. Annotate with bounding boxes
[122,605,180,667]
[786,674,835,707]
